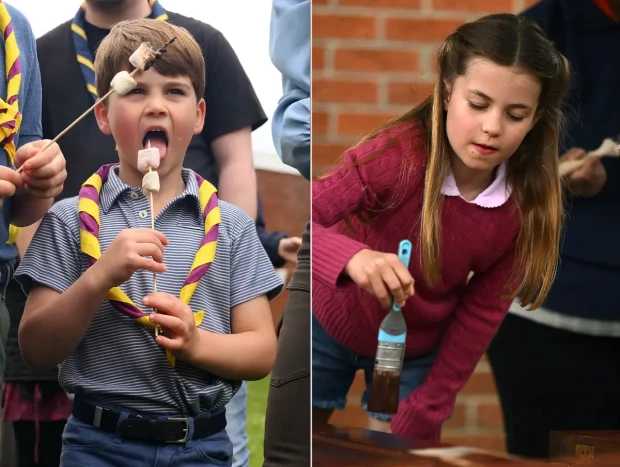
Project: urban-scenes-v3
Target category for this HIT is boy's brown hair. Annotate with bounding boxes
[94,19,205,101]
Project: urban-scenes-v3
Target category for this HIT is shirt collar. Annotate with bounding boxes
[100,165,202,214]
[441,161,512,208]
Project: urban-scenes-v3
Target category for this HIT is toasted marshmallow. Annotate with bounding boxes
[137,147,160,173]
[142,171,160,193]
[129,42,157,71]
[110,71,137,95]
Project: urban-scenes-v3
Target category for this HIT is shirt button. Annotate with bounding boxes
[138,210,148,219]
[130,191,139,200]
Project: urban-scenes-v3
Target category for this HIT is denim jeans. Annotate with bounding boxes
[225,381,249,467]
[59,407,232,466]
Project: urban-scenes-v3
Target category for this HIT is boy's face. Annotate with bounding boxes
[95,69,205,181]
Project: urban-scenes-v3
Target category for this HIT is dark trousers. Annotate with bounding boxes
[263,222,310,467]
[13,420,65,467]
[487,313,620,458]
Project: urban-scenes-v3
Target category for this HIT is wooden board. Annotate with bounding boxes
[313,425,560,466]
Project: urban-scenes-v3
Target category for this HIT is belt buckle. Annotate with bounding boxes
[166,418,189,443]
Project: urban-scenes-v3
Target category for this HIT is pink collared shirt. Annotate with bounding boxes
[441,162,512,208]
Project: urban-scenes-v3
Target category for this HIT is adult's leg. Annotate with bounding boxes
[225,381,250,467]
[263,223,310,467]
[488,314,620,458]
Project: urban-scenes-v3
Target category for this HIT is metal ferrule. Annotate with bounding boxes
[374,341,405,371]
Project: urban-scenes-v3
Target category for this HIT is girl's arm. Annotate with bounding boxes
[312,126,424,287]
[391,241,518,441]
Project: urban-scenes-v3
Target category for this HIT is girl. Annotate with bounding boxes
[311,13,570,442]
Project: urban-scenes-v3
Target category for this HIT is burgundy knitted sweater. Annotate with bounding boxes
[312,123,521,441]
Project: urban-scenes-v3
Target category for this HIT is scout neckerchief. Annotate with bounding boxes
[78,164,220,367]
[71,0,169,101]
[0,0,21,167]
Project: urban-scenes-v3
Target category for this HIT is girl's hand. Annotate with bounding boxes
[144,292,201,363]
[344,249,414,309]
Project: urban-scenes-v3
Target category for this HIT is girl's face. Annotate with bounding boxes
[444,57,541,177]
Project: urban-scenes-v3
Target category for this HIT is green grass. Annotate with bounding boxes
[247,376,271,467]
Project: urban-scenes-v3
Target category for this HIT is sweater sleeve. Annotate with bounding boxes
[391,238,518,441]
[312,130,422,288]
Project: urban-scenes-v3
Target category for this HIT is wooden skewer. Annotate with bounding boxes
[559,138,620,177]
[144,140,160,338]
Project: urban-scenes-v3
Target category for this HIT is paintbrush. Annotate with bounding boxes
[366,239,413,415]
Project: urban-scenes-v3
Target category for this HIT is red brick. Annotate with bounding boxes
[525,0,540,6]
[312,143,350,168]
[339,0,421,7]
[388,81,435,105]
[313,47,326,70]
[314,0,328,4]
[335,49,418,72]
[337,112,400,135]
[314,79,378,104]
[386,18,464,42]
[444,403,466,428]
[313,112,329,135]
[477,402,504,429]
[313,14,376,39]
[461,371,497,395]
[432,0,512,12]
[441,434,506,452]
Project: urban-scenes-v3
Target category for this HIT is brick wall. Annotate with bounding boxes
[312,0,539,451]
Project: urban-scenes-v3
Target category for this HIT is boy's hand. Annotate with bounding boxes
[15,140,67,199]
[94,228,168,290]
[143,292,200,362]
[344,249,414,310]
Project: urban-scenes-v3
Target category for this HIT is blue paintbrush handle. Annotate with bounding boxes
[391,239,412,313]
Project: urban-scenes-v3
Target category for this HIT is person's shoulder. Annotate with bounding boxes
[166,11,223,43]
[47,196,80,228]
[36,19,72,53]
[520,0,560,34]
[5,4,32,29]
[217,200,255,241]
[339,120,428,177]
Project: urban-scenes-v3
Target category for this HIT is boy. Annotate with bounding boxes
[16,19,282,467]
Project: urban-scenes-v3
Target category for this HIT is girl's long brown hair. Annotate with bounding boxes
[322,14,570,310]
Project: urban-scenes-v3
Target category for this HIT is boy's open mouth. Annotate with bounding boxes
[142,128,169,160]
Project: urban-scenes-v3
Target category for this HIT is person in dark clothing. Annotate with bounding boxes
[487,0,620,459]
[263,0,310,466]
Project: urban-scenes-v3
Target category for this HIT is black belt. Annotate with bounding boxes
[72,397,226,443]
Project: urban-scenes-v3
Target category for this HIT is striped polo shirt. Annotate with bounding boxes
[16,166,283,415]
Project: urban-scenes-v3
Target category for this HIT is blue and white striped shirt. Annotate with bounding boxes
[16,166,283,414]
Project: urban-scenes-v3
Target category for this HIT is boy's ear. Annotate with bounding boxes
[94,102,112,135]
[194,98,206,135]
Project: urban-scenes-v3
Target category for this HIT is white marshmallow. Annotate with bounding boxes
[137,147,160,173]
[110,71,137,95]
[142,171,160,193]
[129,42,156,71]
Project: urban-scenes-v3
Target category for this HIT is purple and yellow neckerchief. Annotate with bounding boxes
[0,0,21,166]
[78,163,220,367]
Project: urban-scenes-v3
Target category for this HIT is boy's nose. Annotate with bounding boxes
[144,97,168,116]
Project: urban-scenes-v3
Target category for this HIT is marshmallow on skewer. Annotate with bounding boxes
[142,171,160,193]
[137,147,160,173]
[129,42,158,71]
[110,71,137,96]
